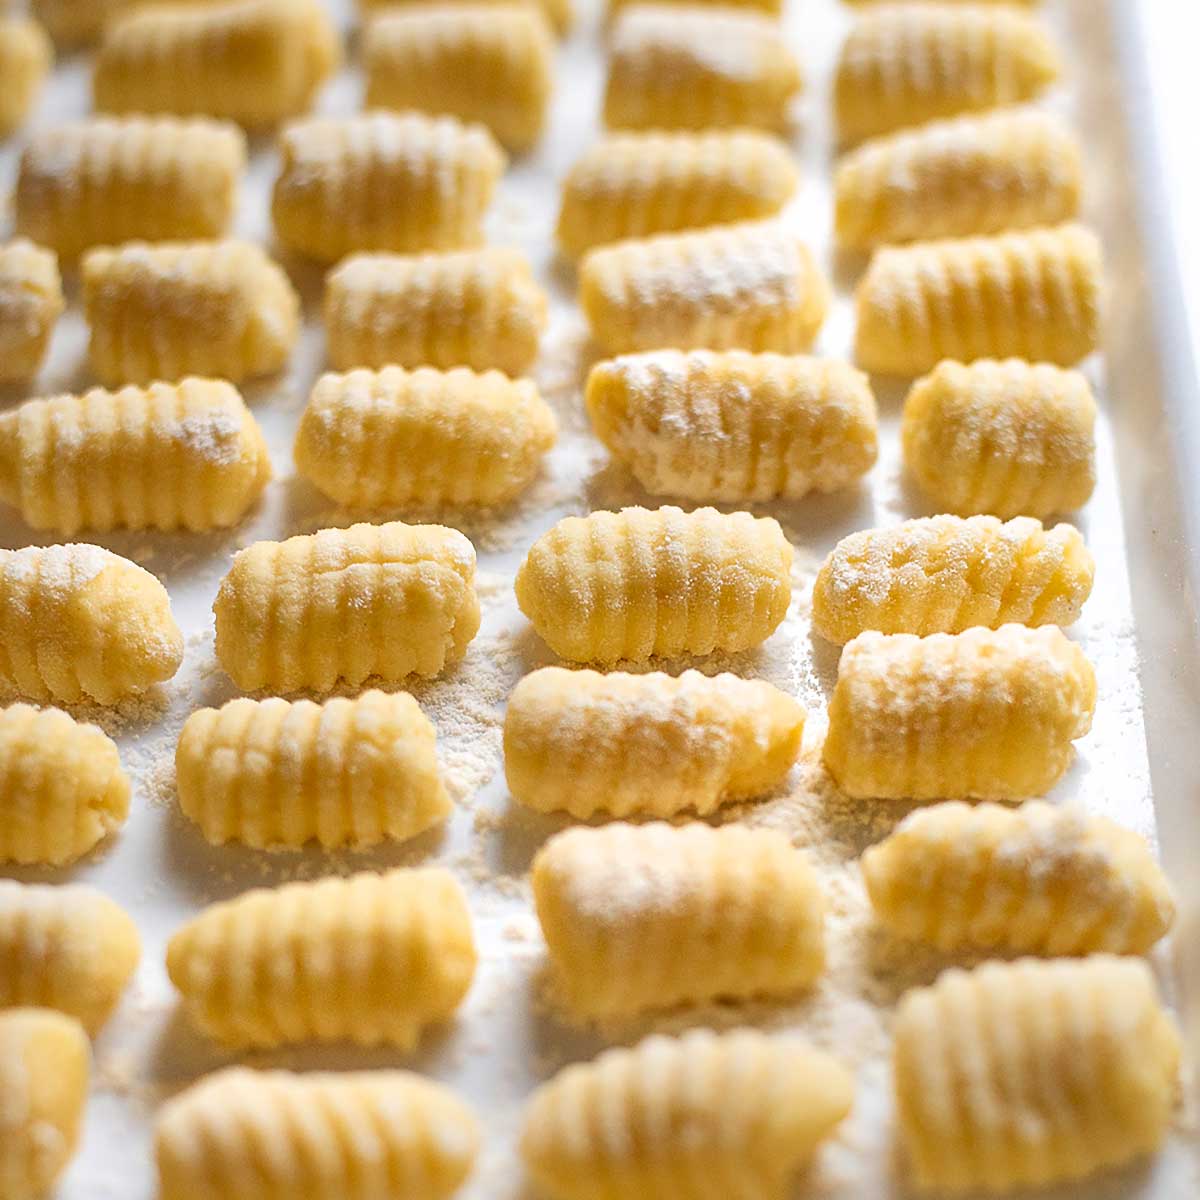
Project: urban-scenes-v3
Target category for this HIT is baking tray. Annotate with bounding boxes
[1,0,1199,1195]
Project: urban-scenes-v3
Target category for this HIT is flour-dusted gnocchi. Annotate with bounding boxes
[324,248,548,376]
[0,380,270,535]
[835,109,1082,249]
[364,6,553,152]
[901,359,1097,518]
[0,882,140,1031]
[272,111,505,263]
[82,240,300,387]
[863,802,1175,956]
[855,224,1102,375]
[15,117,245,260]
[167,868,476,1049]
[156,1068,480,1200]
[823,625,1095,801]
[515,505,792,662]
[0,705,130,864]
[0,240,62,385]
[557,130,798,259]
[295,366,557,508]
[812,514,1093,645]
[580,222,829,355]
[505,667,805,819]
[0,1009,89,1200]
[894,957,1180,1193]
[605,5,801,132]
[93,0,339,126]
[521,1028,854,1200]
[586,350,878,501]
[360,0,571,37]
[835,5,1061,143]
[213,521,480,693]
[0,17,50,136]
[0,545,183,704]
[176,690,451,850]
[534,822,824,1019]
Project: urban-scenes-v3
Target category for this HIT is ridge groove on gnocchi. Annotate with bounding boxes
[0,881,140,1030]
[0,545,183,704]
[901,359,1097,518]
[213,520,480,693]
[812,514,1094,644]
[15,117,246,260]
[504,667,805,819]
[0,16,51,136]
[0,239,62,384]
[82,240,300,387]
[323,247,548,376]
[854,223,1103,375]
[0,379,271,534]
[520,1027,854,1200]
[155,1067,481,1200]
[863,801,1175,956]
[557,130,799,259]
[294,365,557,508]
[175,689,452,850]
[515,505,793,663]
[586,349,878,501]
[93,0,340,127]
[272,111,506,263]
[835,4,1061,142]
[357,0,572,37]
[581,221,829,355]
[166,868,477,1049]
[893,957,1181,1192]
[534,822,824,1019]
[823,625,1096,801]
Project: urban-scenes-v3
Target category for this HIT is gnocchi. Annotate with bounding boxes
[0,17,50,136]
[0,240,62,384]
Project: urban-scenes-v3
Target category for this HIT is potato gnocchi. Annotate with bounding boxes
[0,240,62,385]
[213,521,480,693]
[823,625,1096,801]
[515,505,792,662]
[176,690,451,850]
[167,869,476,1049]
[0,16,50,136]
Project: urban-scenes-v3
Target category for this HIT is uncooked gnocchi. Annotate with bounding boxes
[0,17,50,136]
[0,240,62,384]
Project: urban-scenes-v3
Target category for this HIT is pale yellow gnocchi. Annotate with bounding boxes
[0,240,62,385]
[0,17,50,136]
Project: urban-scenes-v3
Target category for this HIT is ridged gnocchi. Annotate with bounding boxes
[894,957,1180,1193]
[0,379,271,535]
[272,111,505,263]
[586,349,878,500]
[0,16,50,136]
[863,801,1175,956]
[359,0,571,37]
[364,5,553,152]
[835,108,1083,249]
[521,1028,854,1200]
[855,224,1103,375]
[0,704,130,864]
[213,521,480,693]
[901,359,1097,518]
[835,5,1061,142]
[166,868,476,1049]
[812,514,1093,644]
[534,822,824,1019]
[823,625,1096,801]
[0,545,183,704]
[0,240,62,384]
[0,881,140,1031]
[605,5,801,132]
[156,1067,480,1200]
[324,248,548,376]
[295,366,556,508]
[15,117,245,260]
[175,690,451,850]
[580,221,829,355]
[504,667,805,819]
[93,0,339,127]
[82,240,299,387]
[0,1009,89,1200]
[557,130,798,258]
[515,505,792,663]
